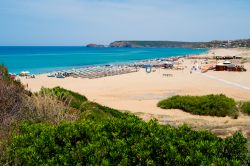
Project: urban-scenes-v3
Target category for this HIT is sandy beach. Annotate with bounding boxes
[20,48,250,140]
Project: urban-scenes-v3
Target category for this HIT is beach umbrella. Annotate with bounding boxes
[216,63,225,66]
[223,60,231,64]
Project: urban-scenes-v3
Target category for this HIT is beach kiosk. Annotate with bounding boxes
[215,63,226,71]
[144,64,152,73]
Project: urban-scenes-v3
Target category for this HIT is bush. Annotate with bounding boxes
[0,65,23,87]
[0,70,27,140]
[0,80,25,125]
[0,66,29,161]
[158,94,237,118]
[0,65,11,82]
[241,102,250,115]
[5,118,249,165]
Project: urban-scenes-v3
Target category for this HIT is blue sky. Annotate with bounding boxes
[0,0,250,46]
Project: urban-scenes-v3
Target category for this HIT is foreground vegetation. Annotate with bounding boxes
[158,94,238,118]
[0,66,250,165]
[6,118,249,165]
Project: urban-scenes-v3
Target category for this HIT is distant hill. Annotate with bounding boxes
[86,43,105,48]
[109,39,250,48]
[109,41,206,48]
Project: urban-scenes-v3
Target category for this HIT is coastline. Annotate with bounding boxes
[25,49,210,77]
[1,47,208,74]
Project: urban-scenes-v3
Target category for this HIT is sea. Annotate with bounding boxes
[0,46,208,74]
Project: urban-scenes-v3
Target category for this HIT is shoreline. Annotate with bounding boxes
[6,47,208,75]
[20,51,209,77]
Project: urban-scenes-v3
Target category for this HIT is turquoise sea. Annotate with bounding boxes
[0,47,208,74]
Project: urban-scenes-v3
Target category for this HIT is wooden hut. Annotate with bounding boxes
[215,63,227,71]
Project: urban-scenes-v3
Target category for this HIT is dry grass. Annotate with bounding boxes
[23,94,80,124]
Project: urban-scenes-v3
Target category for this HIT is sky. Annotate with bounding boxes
[0,0,250,46]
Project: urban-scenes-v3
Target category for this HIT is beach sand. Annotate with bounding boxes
[20,48,250,142]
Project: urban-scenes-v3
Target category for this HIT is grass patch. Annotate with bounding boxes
[38,87,126,119]
[158,94,238,118]
[38,87,88,109]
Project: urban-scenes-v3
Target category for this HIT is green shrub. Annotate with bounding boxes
[158,94,237,117]
[79,101,126,119]
[6,118,249,165]
[241,102,250,115]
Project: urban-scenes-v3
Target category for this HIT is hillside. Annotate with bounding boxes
[109,39,250,48]
[0,65,250,165]
[109,41,206,48]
